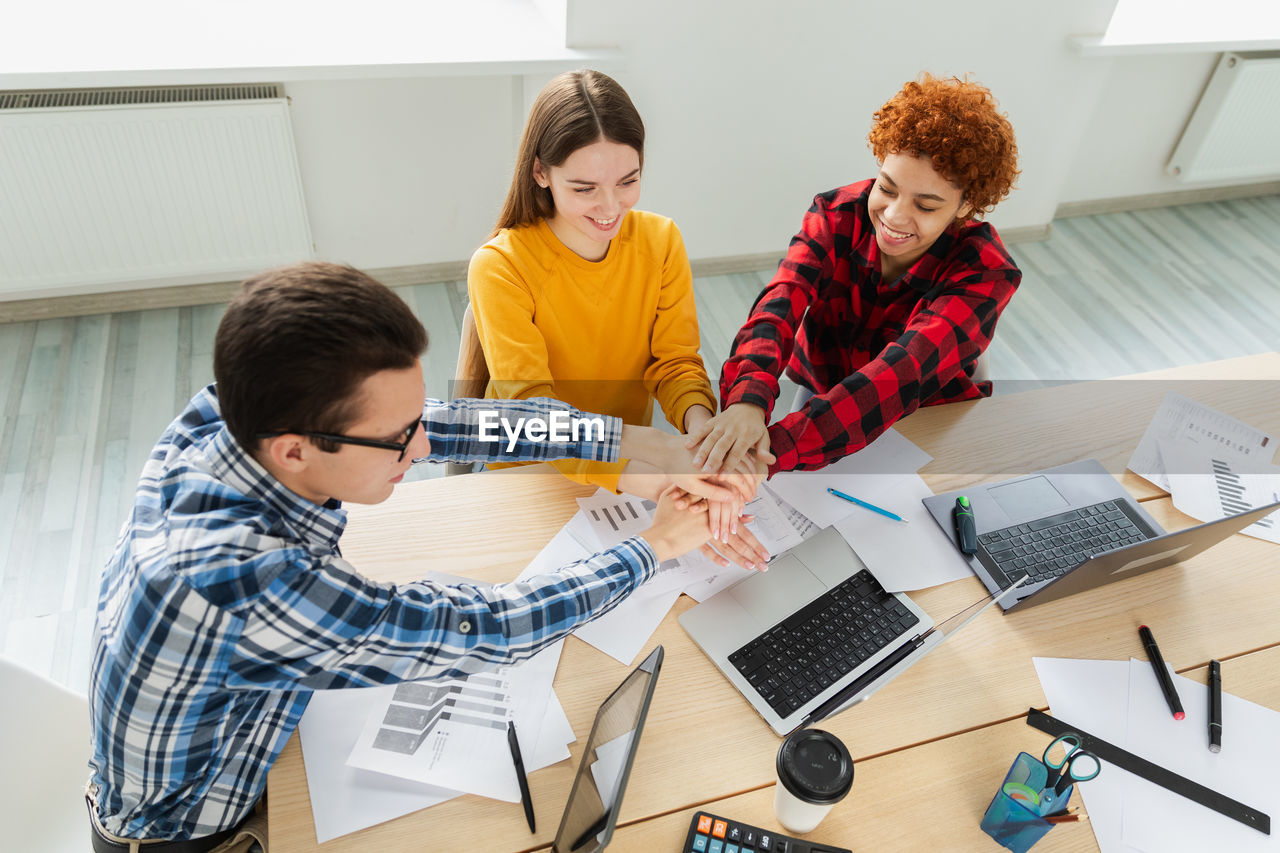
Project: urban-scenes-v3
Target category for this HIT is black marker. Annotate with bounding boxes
[1139,625,1185,720]
[1209,659,1222,753]
[507,720,536,832]
[953,495,978,554]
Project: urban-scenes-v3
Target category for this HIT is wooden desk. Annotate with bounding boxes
[267,354,1280,852]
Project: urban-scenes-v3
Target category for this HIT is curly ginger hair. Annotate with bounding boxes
[868,74,1019,219]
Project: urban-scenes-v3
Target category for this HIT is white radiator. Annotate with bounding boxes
[0,84,313,301]
[1167,51,1280,183]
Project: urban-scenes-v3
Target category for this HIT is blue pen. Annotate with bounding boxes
[826,487,908,523]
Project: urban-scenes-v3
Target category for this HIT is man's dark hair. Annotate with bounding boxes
[214,262,428,450]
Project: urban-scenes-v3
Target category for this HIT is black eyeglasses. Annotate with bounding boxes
[257,419,421,462]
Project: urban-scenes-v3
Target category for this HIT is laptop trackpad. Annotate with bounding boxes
[989,475,1069,521]
[730,555,827,625]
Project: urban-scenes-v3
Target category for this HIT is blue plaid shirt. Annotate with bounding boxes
[88,385,657,839]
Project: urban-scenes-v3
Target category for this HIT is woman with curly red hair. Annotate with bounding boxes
[688,74,1021,480]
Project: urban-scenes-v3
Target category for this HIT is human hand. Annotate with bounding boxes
[641,486,715,563]
[683,404,713,435]
[698,519,770,572]
[618,430,748,505]
[685,403,775,475]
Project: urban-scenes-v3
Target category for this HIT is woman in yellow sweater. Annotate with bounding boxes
[470,72,724,489]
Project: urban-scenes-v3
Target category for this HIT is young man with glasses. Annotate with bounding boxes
[86,262,765,853]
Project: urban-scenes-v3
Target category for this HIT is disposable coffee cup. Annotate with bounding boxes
[773,728,854,834]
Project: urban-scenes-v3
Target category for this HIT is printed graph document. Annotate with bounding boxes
[767,428,933,528]
[833,473,975,592]
[297,571,573,842]
[299,688,459,843]
[344,641,567,801]
[1159,438,1280,545]
[1127,392,1275,492]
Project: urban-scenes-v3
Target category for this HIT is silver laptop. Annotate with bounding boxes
[679,527,1022,736]
[922,458,1280,612]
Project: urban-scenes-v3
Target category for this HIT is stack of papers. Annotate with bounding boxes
[1034,657,1280,852]
[1128,393,1280,544]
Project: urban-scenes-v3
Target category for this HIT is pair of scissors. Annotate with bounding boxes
[1039,733,1101,813]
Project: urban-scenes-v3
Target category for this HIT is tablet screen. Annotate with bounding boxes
[552,646,663,853]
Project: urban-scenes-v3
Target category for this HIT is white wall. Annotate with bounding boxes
[285,0,1244,270]
[1056,52,1227,202]
[286,76,520,269]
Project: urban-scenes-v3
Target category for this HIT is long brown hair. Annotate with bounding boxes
[493,69,645,235]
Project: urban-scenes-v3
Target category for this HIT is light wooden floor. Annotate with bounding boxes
[3,195,1279,693]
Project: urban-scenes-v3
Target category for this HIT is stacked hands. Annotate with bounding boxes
[632,403,773,573]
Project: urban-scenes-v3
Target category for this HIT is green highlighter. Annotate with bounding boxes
[953,495,978,554]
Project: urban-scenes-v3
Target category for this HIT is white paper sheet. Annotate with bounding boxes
[832,473,975,592]
[1159,438,1280,545]
[1127,392,1276,493]
[766,429,933,528]
[572,581,682,665]
[589,730,635,811]
[740,487,807,555]
[679,557,754,602]
[518,523,593,580]
[299,688,460,843]
[344,642,563,800]
[1033,657,1134,852]
[1121,659,1280,852]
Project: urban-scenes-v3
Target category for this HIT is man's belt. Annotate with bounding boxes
[87,796,239,853]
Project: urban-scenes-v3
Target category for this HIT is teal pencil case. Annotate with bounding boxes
[979,751,1060,853]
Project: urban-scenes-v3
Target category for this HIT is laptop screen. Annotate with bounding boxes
[551,645,663,853]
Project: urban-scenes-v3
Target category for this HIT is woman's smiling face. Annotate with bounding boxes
[534,138,642,262]
[868,151,972,278]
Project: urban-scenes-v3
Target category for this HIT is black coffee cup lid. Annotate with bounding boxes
[776,728,854,805]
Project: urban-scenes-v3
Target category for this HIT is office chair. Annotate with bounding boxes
[446,304,490,476]
[0,655,91,852]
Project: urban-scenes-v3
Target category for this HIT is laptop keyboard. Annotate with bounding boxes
[727,569,919,718]
[978,499,1149,584]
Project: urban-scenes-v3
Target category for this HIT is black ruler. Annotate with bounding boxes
[1025,707,1270,835]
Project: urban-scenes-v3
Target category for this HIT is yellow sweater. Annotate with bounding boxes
[468,210,717,492]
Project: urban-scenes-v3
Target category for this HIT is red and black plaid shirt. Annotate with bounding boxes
[720,180,1021,473]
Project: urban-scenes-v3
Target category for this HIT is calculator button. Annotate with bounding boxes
[692,834,709,852]
[744,830,757,845]
[698,815,714,834]
[728,825,742,841]
[726,845,740,853]
[709,841,725,853]
[759,835,771,848]
[712,820,728,839]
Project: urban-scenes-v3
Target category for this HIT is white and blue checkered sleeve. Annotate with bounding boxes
[228,536,657,690]
[418,396,623,463]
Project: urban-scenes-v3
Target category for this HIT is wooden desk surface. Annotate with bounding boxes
[605,647,1280,852]
[267,354,1280,852]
